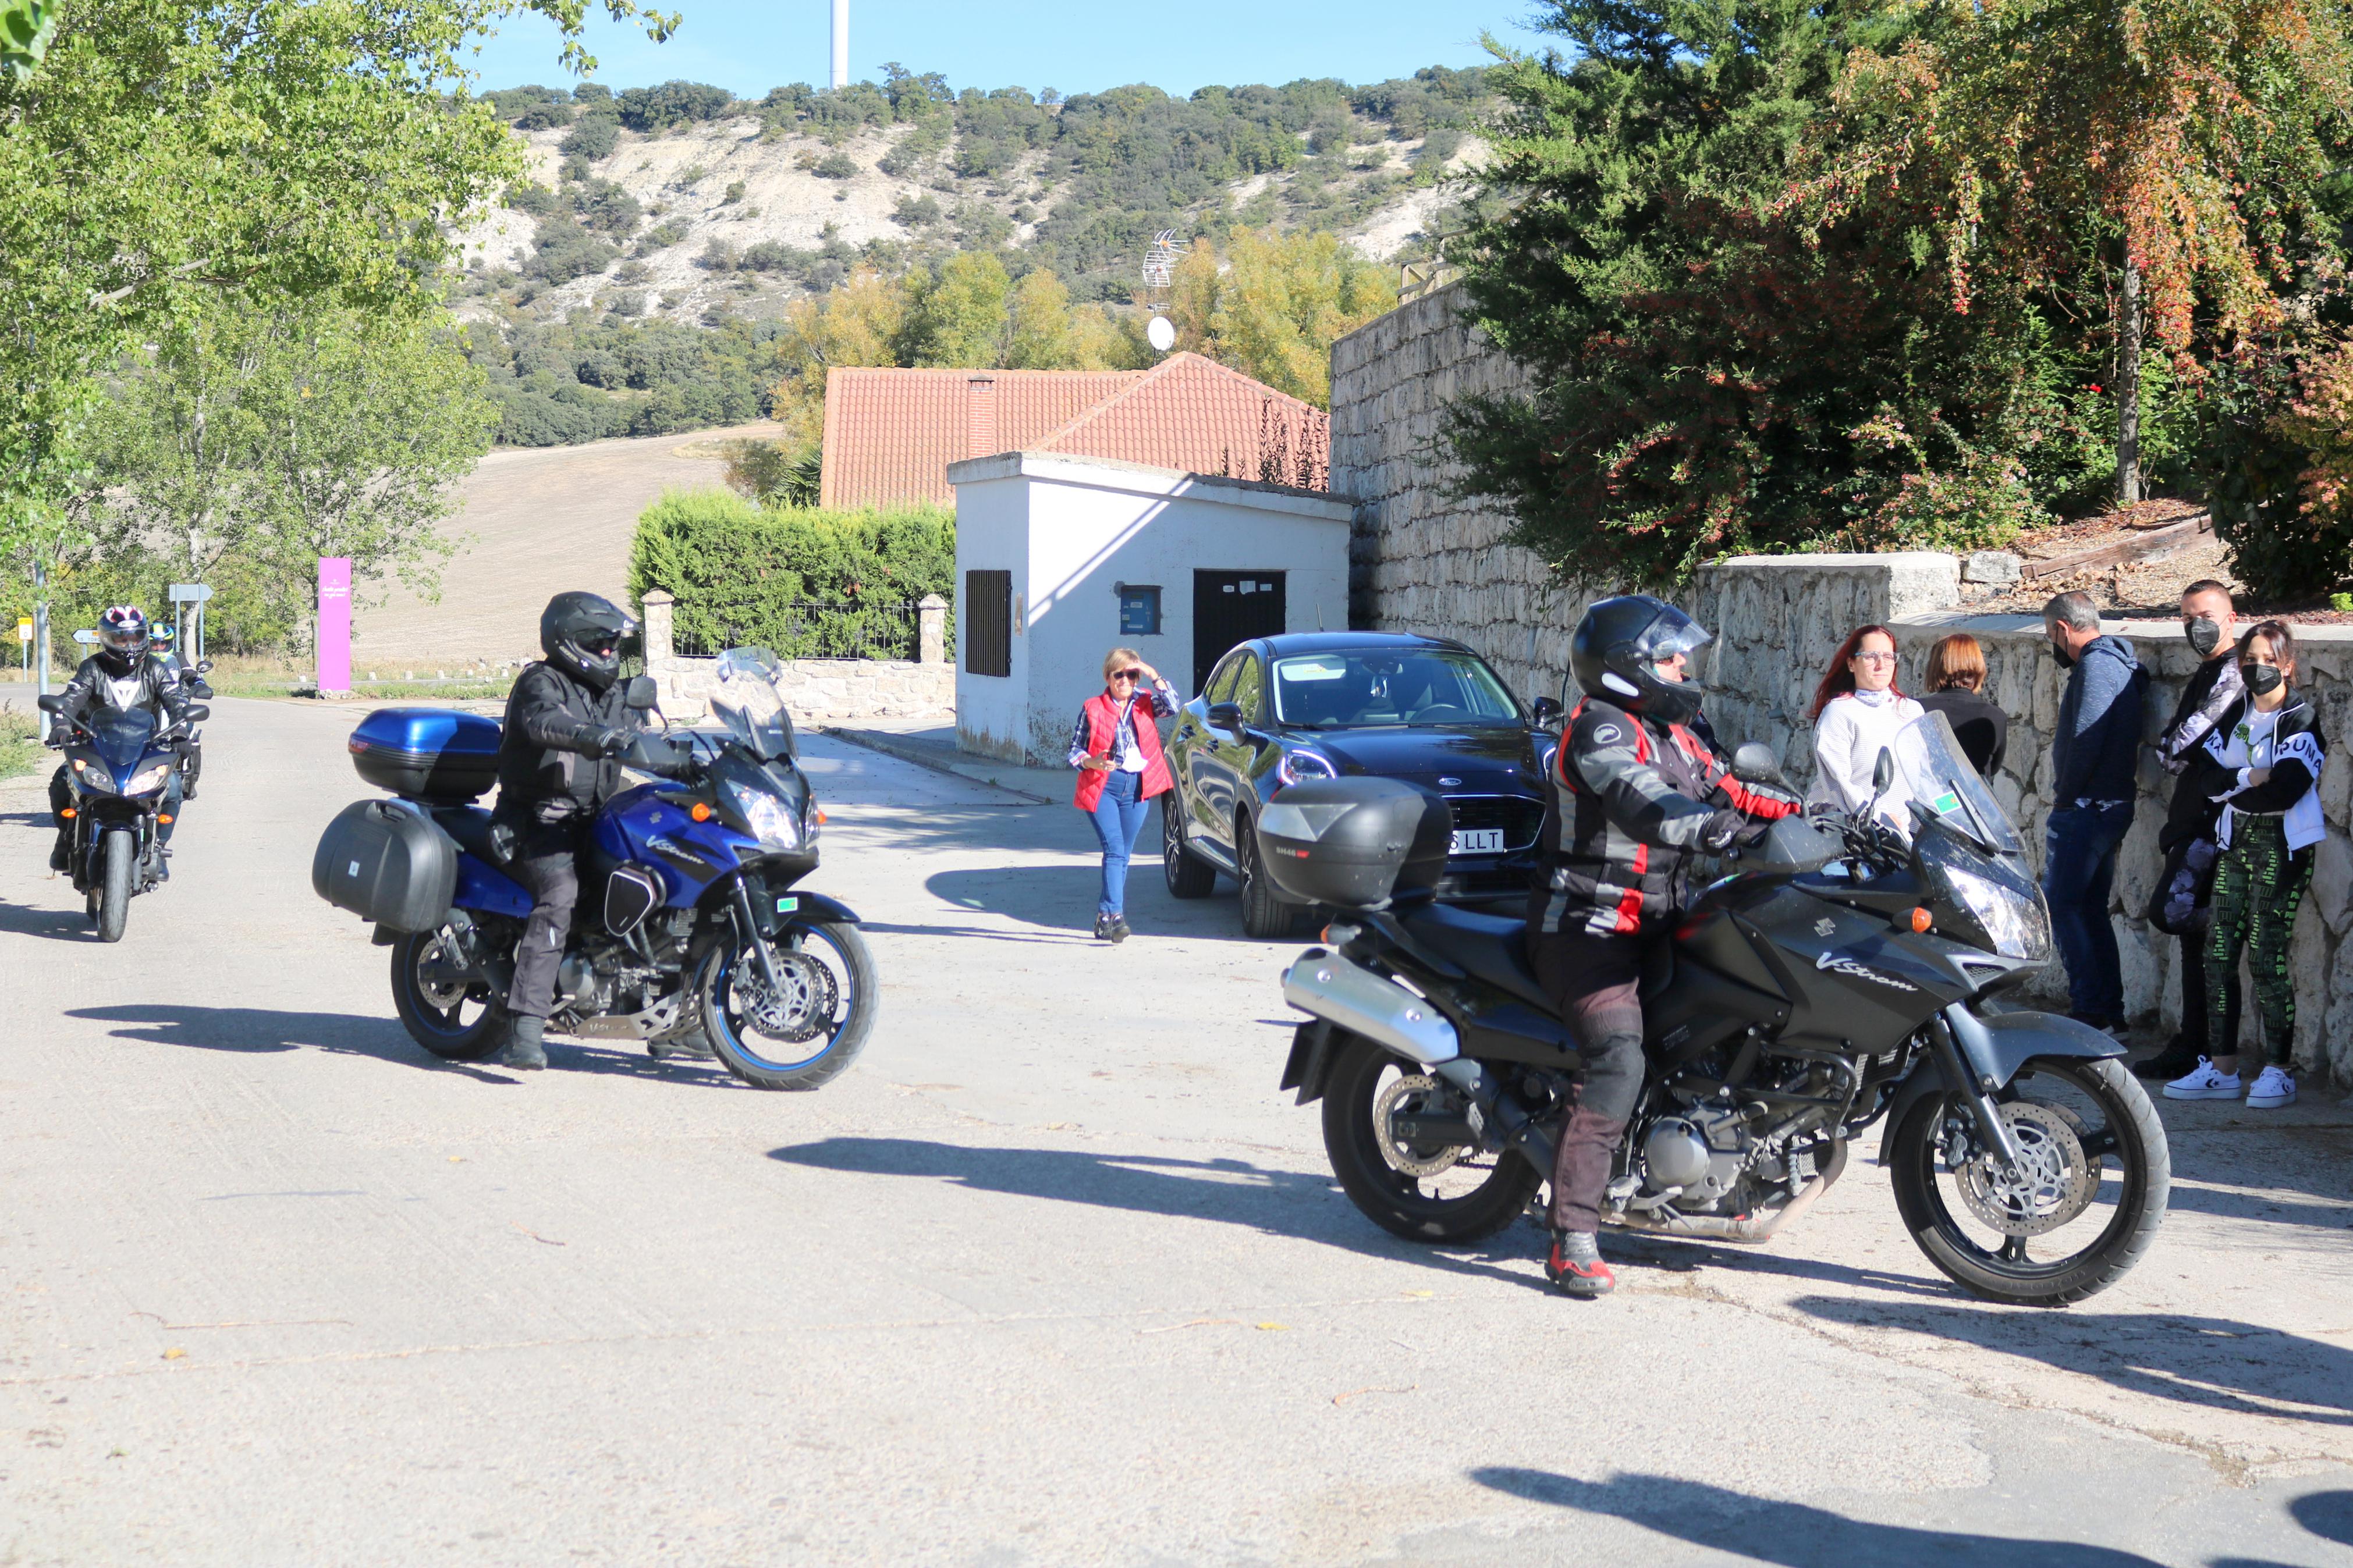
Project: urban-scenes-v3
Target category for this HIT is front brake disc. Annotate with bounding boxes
[737,947,838,1043]
[1956,1100,2098,1236]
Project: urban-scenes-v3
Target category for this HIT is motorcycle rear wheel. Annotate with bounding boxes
[701,918,875,1090]
[1889,1057,2168,1306]
[390,927,512,1062]
[95,830,134,944]
[1321,1037,1542,1243]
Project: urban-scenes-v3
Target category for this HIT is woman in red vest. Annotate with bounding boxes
[1069,646,1178,943]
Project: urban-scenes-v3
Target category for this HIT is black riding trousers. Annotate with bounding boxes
[507,819,585,1022]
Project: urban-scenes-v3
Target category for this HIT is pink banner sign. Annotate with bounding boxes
[317,557,352,694]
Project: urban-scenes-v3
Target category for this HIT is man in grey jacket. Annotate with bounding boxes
[2043,591,2152,1032]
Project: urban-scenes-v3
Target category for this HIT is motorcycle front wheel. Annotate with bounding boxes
[1888,1056,2169,1306]
[390,926,512,1062]
[95,830,134,943]
[700,917,875,1090]
[1321,1036,1543,1243]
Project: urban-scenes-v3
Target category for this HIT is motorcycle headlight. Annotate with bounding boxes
[125,762,173,797]
[730,784,801,851]
[1939,861,2052,962]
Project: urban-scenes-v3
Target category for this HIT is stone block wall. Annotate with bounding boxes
[652,656,954,724]
[1329,283,1610,704]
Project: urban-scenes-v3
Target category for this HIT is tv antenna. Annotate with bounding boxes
[1142,229,1177,353]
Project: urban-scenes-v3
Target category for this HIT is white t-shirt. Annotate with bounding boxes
[2203,702,2326,851]
[1809,689,1926,827]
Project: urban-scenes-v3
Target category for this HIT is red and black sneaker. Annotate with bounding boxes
[1545,1230,1616,1299]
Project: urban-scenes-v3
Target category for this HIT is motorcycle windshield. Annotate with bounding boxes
[1894,710,2023,855]
[709,646,797,762]
[86,708,157,773]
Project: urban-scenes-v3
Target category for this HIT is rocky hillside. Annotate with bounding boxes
[445,71,1490,336]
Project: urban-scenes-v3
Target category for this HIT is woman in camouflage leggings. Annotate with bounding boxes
[2167,621,2325,1111]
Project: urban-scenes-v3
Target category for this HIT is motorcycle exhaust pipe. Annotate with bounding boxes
[1282,948,1459,1066]
[1431,1057,1557,1177]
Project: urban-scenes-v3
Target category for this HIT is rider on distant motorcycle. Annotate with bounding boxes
[1531,595,1802,1297]
[493,591,647,1072]
[47,606,193,872]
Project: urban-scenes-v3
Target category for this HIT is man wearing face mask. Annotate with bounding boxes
[2138,581,2244,1080]
[2042,591,2150,1034]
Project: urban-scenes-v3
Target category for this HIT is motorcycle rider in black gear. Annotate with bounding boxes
[1530,595,1802,1297]
[151,626,211,798]
[494,591,645,1071]
[49,606,191,873]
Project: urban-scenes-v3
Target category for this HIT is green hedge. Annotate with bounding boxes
[627,487,954,659]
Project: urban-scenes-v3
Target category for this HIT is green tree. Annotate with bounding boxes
[1162,228,1391,406]
[897,252,1015,367]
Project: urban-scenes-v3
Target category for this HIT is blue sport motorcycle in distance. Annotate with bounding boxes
[314,648,875,1090]
[39,695,205,943]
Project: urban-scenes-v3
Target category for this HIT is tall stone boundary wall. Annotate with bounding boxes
[651,656,953,724]
[1329,283,1610,703]
[1692,552,2353,1086]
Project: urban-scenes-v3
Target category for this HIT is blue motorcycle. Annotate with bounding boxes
[40,696,204,942]
[314,648,875,1090]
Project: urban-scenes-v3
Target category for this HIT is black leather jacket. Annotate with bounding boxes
[495,661,638,824]
[54,653,190,734]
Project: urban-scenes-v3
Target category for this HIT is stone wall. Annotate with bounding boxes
[1329,283,1609,704]
[652,656,953,724]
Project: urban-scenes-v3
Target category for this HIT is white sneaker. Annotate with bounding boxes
[2163,1057,2242,1100]
[2246,1065,2298,1110]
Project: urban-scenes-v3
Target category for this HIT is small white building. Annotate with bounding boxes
[946,450,1353,765]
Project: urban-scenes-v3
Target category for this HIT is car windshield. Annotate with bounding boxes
[709,646,796,761]
[1895,709,2023,855]
[86,706,157,772]
[1270,650,1521,729]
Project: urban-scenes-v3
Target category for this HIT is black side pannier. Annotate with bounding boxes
[313,799,459,931]
[1254,777,1453,909]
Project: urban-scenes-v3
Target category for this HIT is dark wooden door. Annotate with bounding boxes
[1193,570,1286,694]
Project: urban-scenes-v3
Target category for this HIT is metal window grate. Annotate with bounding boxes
[965,570,1012,678]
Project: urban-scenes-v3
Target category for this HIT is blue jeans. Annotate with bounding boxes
[2044,803,2135,1022]
[1089,770,1149,916]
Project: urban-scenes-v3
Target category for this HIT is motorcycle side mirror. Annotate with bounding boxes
[1208,701,1247,738]
[36,694,63,714]
[624,674,660,711]
[1873,747,1896,794]
[1731,741,1785,786]
[1531,696,1564,728]
[182,704,211,723]
[196,659,214,674]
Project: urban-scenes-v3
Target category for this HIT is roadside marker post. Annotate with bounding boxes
[317,559,352,696]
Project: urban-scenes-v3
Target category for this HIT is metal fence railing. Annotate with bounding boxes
[672,598,949,663]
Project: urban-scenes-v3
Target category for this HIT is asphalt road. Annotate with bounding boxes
[3,697,2352,1566]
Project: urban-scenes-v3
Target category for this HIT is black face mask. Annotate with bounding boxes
[2243,662,2284,698]
[2185,617,2223,657]
[2048,638,2075,669]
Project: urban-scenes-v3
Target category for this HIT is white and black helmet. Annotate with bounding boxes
[1569,595,1710,727]
[95,605,151,676]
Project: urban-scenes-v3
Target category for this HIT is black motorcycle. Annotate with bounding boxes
[38,695,204,942]
[1264,712,2169,1306]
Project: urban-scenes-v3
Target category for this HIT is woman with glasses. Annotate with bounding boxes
[1068,648,1180,942]
[1805,624,1923,829]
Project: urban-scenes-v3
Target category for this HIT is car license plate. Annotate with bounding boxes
[1451,829,1506,855]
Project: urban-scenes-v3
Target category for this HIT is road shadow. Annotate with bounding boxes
[924,864,1288,946]
[2162,1182,2353,1231]
[1791,1298,2353,1427]
[1468,1469,2162,1565]
[67,1002,517,1085]
[0,891,91,940]
[2164,1119,2353,1213]
[767,1135,1538,1287]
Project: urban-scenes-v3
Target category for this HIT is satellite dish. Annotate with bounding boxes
[1147,315,1176,353]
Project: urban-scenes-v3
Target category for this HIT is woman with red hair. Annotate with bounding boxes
[1807,624,1923,827]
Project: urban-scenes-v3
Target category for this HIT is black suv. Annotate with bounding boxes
[1160,632,1560,936]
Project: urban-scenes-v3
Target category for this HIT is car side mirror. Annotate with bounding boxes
[1208,701,1247,738]
[1531,696,1563,728]
[36,694,63,714]
[624,674,659,711]
[1731,741,1785,787]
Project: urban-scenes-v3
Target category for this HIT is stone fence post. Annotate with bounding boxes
[641,590,674,664]
[917,593,948,666]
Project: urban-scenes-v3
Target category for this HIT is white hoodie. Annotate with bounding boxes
[1809,688,1926,828]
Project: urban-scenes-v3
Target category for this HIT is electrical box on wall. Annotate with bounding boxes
[1118,584,1162,637]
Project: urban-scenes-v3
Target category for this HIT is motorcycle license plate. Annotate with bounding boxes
[1450,829,1506,855]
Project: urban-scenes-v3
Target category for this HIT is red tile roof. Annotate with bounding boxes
[819,353,1331,508]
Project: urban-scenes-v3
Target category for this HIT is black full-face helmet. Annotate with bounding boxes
[1569,594,1711,727]
[540,591,635,692]
[95,605,152,677]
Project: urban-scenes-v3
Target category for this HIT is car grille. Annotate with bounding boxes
[1445,794,1543,851]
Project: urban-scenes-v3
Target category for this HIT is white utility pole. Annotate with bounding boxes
[829,0,847,90]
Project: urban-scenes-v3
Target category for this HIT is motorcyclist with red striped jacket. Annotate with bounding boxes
[1529,595,1802,1297]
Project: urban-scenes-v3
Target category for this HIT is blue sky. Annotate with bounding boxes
[469,0,1552,98]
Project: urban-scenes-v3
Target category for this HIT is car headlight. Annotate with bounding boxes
[125,762,173,797]
[730,785,801,851]
[1277,748,1337,787]
[1940,862,2052,962]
